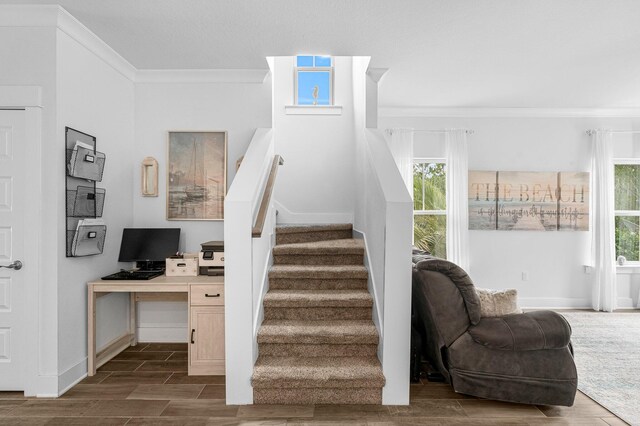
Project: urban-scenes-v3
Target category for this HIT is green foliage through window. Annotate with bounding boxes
[414,215,446,258]
[615,164,640,262]
[615,165,640,210]
[614,164,640,262]
[413,161,446,258]
[615,216,639,262]
[413,162,446,211]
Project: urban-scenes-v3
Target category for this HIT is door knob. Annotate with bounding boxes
[0,260,22,270]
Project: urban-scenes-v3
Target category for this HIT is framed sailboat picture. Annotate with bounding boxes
[167,131,227,220]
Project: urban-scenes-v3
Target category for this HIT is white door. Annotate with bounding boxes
[0,110,25,390]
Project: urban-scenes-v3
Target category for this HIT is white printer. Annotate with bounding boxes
[199,241,224,276]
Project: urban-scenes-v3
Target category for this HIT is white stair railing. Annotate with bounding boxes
[224,128,281,404]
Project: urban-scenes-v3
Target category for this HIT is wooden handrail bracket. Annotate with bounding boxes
[252,155,284,238]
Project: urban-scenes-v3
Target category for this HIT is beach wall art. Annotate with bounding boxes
[167,131,227,220]
[468,170,589,231]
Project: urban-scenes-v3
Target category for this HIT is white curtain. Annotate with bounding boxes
[446,129,470,272]
[387,129,414,199]
[590,130,617,312]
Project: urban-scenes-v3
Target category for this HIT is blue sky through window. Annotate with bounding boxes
[296,55,332,105]
[296,55,332,68]
[297,56,314,67]
[298,71,330,105]
[314,56,331,67]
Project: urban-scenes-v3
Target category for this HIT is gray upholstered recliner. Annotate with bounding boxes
[412,255,577,406]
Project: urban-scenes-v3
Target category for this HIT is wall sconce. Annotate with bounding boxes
[141,157,158,197]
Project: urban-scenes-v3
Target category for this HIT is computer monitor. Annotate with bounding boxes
[118,228,180,269]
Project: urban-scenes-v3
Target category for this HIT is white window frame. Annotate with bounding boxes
[413,157,447,217]
[294,56,334,106]
[413,158,447,254]
[613,157,640,265]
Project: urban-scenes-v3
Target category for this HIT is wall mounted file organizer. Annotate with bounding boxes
[71,220,107,257]
[66,186,106,217]
[67,145,106,181]
[65,127,107,257]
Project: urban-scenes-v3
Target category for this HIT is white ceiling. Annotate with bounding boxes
[4,0,640,107]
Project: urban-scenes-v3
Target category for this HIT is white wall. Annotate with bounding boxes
[133,80,272,249]
[0,23,60,395]
[272,56,356,223]
[133,79,271,340]
[0,11,137,394]
[380,115,640,308]
[56,29,135,392]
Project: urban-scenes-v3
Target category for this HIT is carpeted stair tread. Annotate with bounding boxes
[263,289,373,307]
[257,319,378,344]
[276,224,353,234]
[275,224,354,245]
[254,387,381,405]
[269,265,368,279]
[252,356,385,388]
[254,223,383,404]
[272,238,364,255]
[259,343,377,357]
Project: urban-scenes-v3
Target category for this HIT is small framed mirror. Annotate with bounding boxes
[141,157,159,197]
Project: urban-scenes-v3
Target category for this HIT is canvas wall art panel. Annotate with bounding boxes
[558,171,589,231]
[468,170,499,230]
[496,171,558,231]
[167,131,227,221]
[468,170,589,231]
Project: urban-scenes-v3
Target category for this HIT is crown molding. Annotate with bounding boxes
[135,69,270,84]
[0,5,137,81]
[379,107,640,118]
[0,5,271,85]
[55,7,137,81]
[367,68,389,84]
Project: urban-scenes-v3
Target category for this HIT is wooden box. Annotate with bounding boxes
[166,253,198,277]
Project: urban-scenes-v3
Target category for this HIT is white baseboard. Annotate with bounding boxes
[352,229,384,339]
[58,358,87,396]
[274,201,353,224]
[520,296,638,310]
[27,375,59,398]
[519,297,591,309]
[253,245,273,341]
[137,327,188,343]
[616,297,635,309]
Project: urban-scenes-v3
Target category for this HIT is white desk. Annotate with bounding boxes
[87,275,224,376]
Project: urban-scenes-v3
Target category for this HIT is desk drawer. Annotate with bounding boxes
[190,284,224,306]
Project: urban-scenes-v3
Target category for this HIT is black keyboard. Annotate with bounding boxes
[101,270,164,280]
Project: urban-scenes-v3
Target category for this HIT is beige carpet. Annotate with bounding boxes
[252,224,385,404]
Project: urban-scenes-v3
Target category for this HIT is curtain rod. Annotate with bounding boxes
[386,128,474,135]
[585,129,640,135]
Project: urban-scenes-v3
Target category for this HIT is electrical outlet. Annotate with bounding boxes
[522,271,529,281]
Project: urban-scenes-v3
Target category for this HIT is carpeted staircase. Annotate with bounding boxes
[252,224,385,404]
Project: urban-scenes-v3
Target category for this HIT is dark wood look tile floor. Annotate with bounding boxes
[0,342,627,425]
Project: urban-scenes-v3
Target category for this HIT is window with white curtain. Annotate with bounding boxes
[614,160,640,263]
[413,158,447,258]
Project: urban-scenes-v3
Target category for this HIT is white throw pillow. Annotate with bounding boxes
[475,288,522,318]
